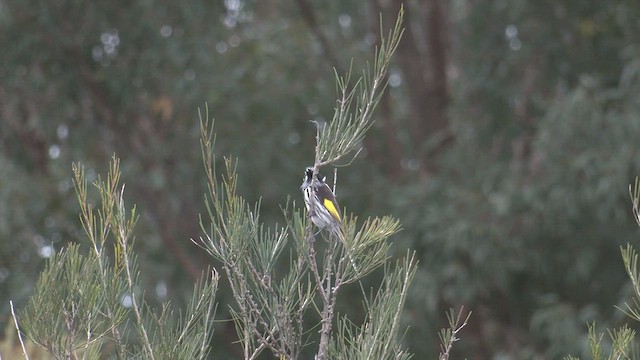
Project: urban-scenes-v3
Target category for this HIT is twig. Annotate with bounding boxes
[380,255,415,356]
[316,235,341,360]
[439,307,471,360]
[116,185,155,360]
[629,179,640,226]
[72,161,127,359]
[10,300,30,360]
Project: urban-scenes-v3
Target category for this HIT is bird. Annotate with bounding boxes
[300,167,343,238]
[301,167,359,271]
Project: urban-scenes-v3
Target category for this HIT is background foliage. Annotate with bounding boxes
[2,0,640,358]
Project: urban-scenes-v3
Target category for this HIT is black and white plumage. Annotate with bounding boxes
[300,167,343,238]
[301,167,359,271]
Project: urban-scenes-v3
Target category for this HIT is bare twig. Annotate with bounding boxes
[316,237,341,360]
[332,168,338,195]
[629,178,640,226]
[10,300,30,360]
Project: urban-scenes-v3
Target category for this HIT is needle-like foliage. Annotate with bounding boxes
[195,116,313,360]
[14,7,417,360]
[438,307,471,360]
[314,6,404,168]
[15,157,219,360]
[192,8,416,360]
[329,254,417,360]
[564,178,640,360]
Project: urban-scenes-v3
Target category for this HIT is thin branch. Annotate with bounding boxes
[316,233,343,360]
[72,161,127,359]
[439,307,471,360]
[115,185,154,360]
[10,300,30,360]
[314,6,404,168]
[381,254,416,356]
[629,178,640,226]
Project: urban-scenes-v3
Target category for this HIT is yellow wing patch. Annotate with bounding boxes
[323,198,341,221]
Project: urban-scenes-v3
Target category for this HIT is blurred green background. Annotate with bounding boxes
[2,0,640,358]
